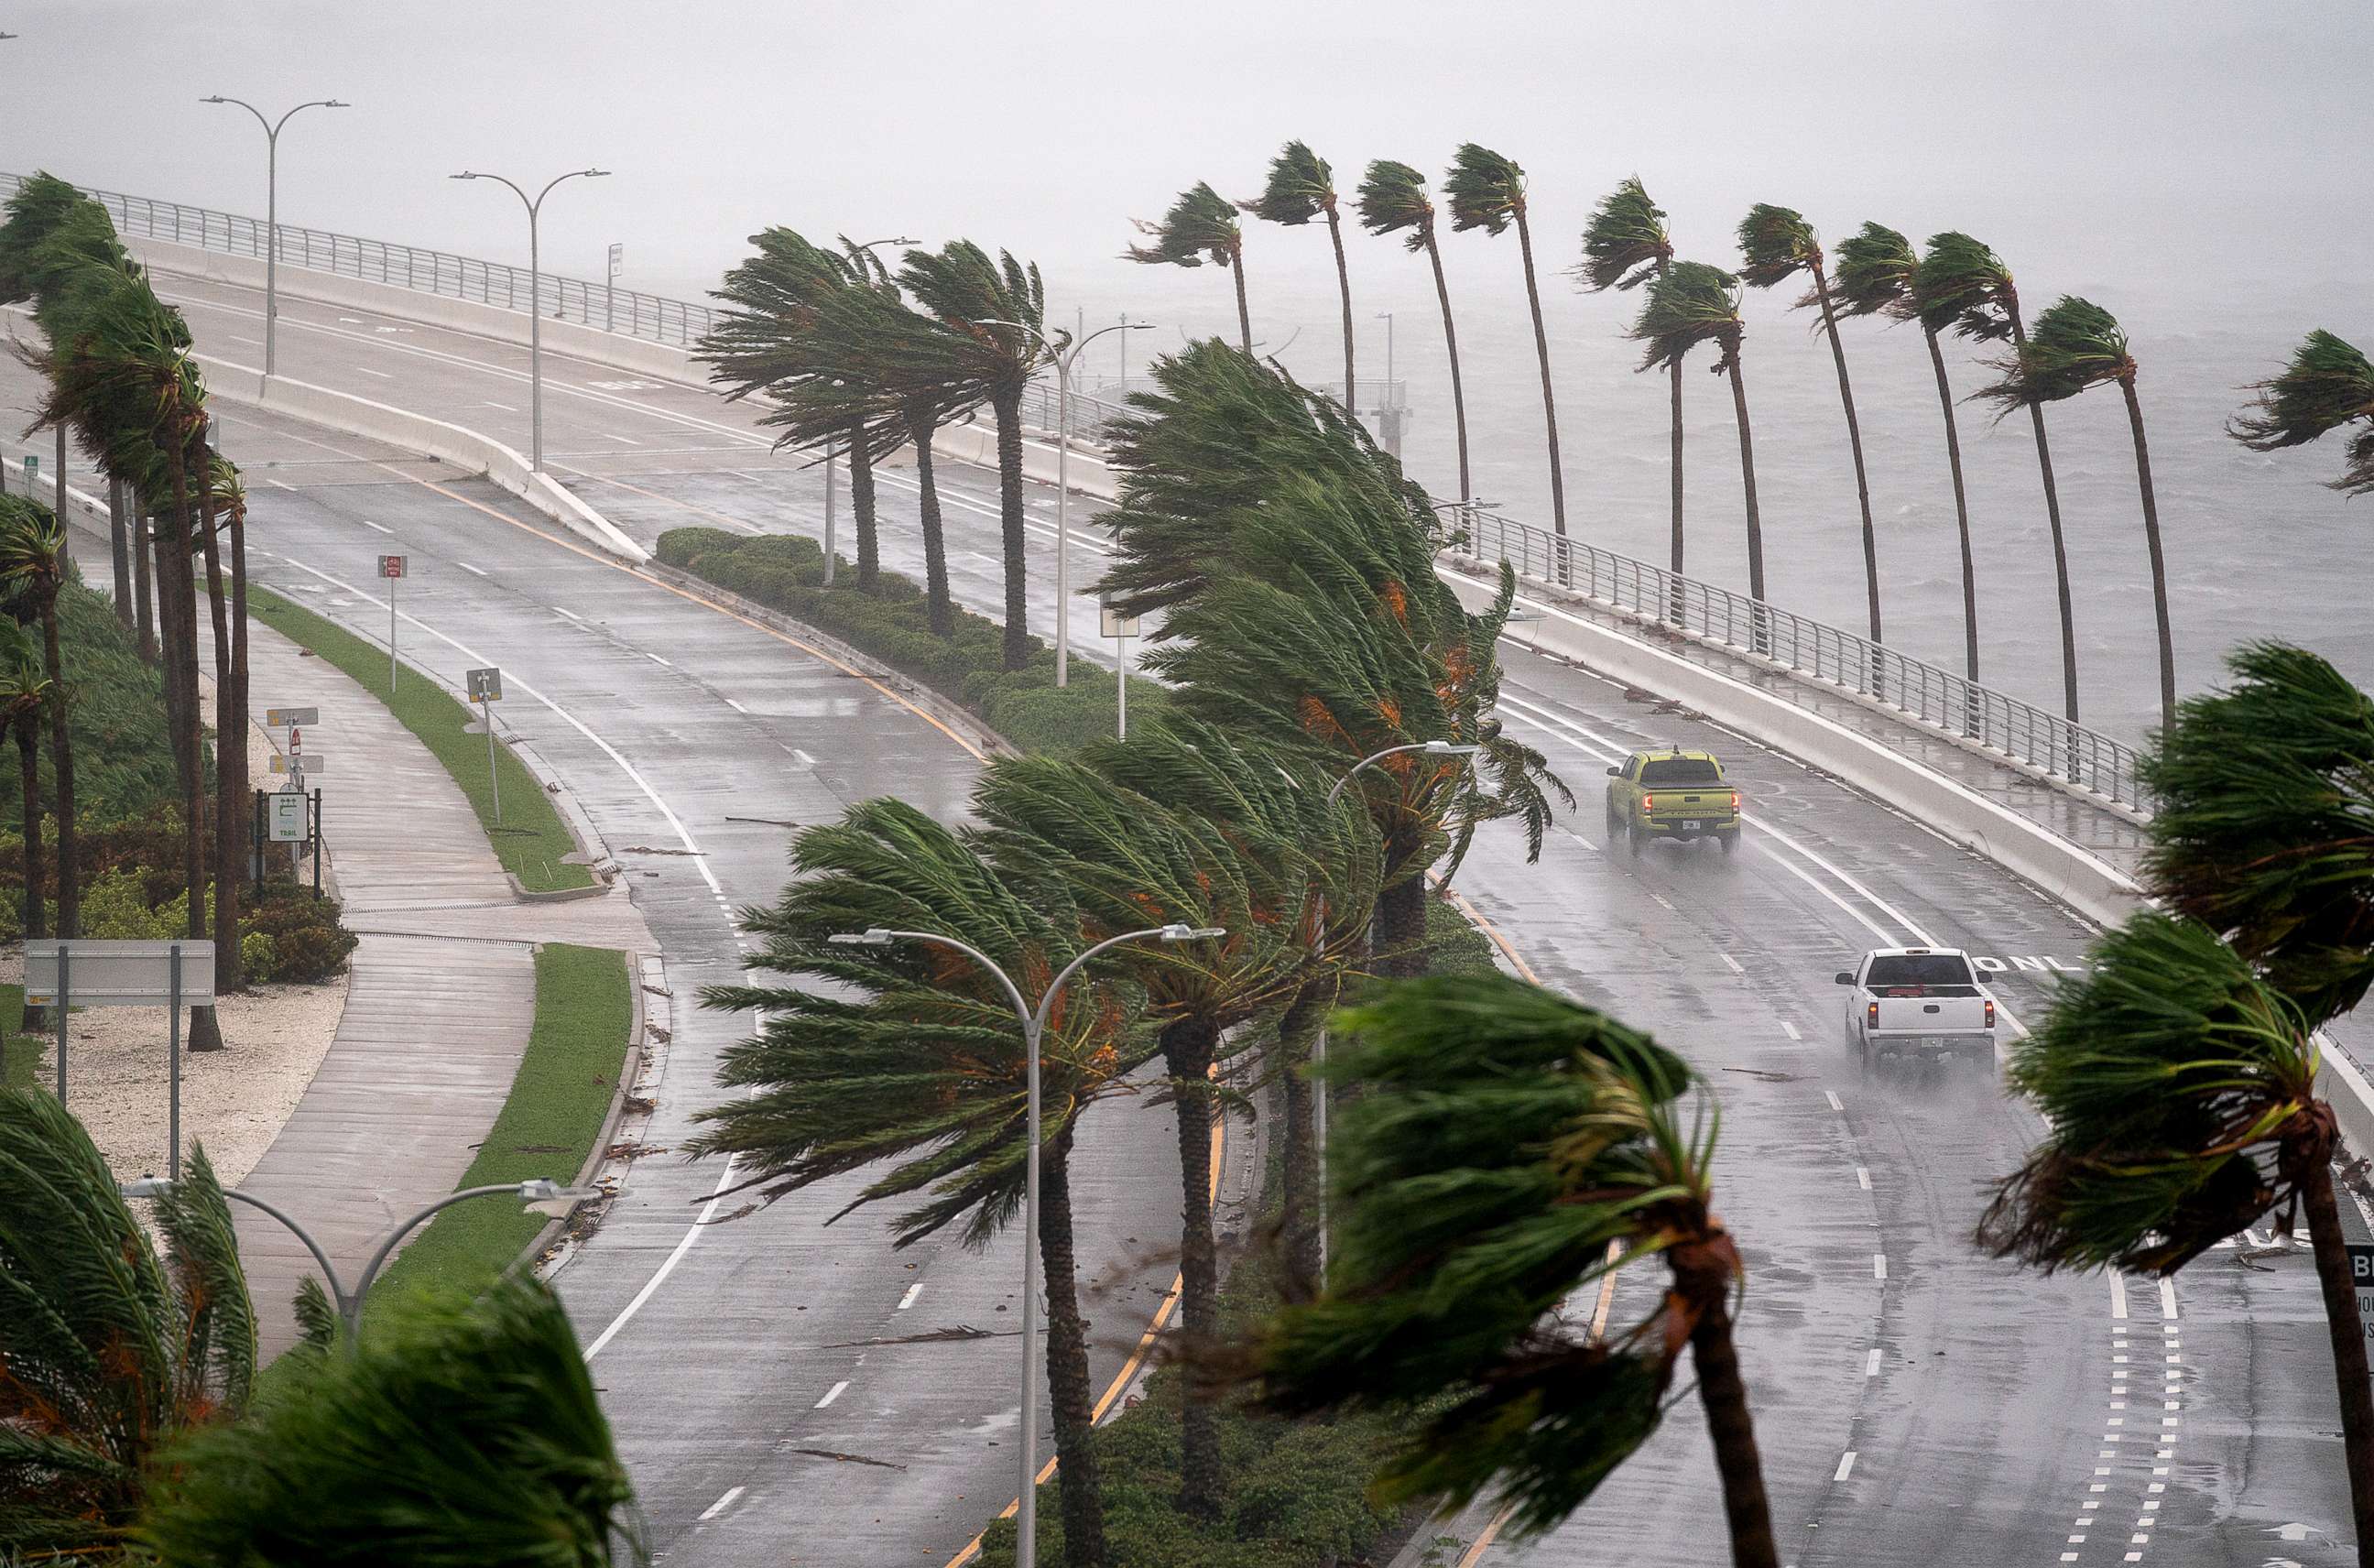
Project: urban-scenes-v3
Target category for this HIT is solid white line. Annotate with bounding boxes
[2160,1279,2179,1321]
[1865,1348,1881,1377]
[1824,1090,1845,1113]
[357,365,395,379]
[266,478,296,491]
[361,519,393,534]
[1719,953,1745,975]
[1856,1166,1871,1190]
[227,333,262,346]
[724,469,769,484]
[696,1486,745,1521]
[485,400,517,411]
[2111,1273,2130,1320]
[1780,1020,1801,1040]
[815,1380,850,1409]
[583,1152,741,1360]
[898,1283,923,1311]
[456,562,488,577]
[605,432,644,445]
[1835,1451,1857,1482]
[1873,1254,1887,1281]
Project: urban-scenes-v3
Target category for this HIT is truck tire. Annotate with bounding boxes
[1719,827,1739,855]
[1628,821,1645,858]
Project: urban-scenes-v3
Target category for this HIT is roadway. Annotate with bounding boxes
[46,262,2362,1565]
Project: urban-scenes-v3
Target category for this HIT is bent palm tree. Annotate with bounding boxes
[1583,179,1682,572]
[1920,232,2079,721]
[1833,222,1981,686]
[688,799,1149,1568]
[1127,182,1251,352]
[1357,159,1470,503]
[2231,329,2374,496]
[1974,297,2175,731]
[1238,974,1777,1564]
[0,1090,255,1561]
[1446,144,1566,537]
[1632,264,1765,605]
[0,622,49,1030]
[0,498,77,942]
[1736,204,1881,644]
[1245,141,1356,404]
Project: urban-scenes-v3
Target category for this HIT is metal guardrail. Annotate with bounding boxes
[3,171,720,348]
[1456,508,2149,811]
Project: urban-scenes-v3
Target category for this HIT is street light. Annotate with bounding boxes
[201,95,348,377]
[122,1175,595,1344]
[828,919,1221,1568]
[814,236,916,586]
[974,316,1155,686]
[451,167,610,474]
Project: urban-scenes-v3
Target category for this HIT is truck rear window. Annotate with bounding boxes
[1866,954,1975,988]
[1639,757,1721,785]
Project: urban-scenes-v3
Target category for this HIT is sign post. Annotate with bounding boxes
[27,941,218,1178]
[606,242,624,332]
[467,667,504,823]
[1100,594,1140,742]
[378,554,407,691]
[20,453,37,493]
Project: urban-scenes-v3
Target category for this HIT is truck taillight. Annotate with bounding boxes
[1868,1001,1879,1028]
[1986,998,1997,1029]
[1641,794,1655,812]
[1730,791,1741,813]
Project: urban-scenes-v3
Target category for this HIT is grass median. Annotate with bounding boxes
[249,587,594,892]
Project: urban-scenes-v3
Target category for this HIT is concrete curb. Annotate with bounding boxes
[515,945,648,1278]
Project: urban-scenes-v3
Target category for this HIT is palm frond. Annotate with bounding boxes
[2229,330,2374,495]
[1732,202,1817,291]
[1576,178,1672,292]
[1242,140,1337,226]
[1970,295,2133,415]
[1915,231,2017,343]
[1356,160,1438,255]
[1443,144,1526,236]
[1126,181,1242,269]
[1828,222,1918,323]
[1628,261,1743,376]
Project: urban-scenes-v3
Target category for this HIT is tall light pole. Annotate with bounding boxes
[1312,740,1479,1273]
[451,167,610,473]
[121,1175,591,1344]
[830,920,1220,1568]
[975,316,1154,686]
[201,95,348,377]
[817,237,913,586]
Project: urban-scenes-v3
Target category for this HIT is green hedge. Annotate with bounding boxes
[1,985,37,1092]
[0,573,182,837]
[656,528,1168,757]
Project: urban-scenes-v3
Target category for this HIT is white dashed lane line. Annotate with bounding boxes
[456,562,488,577]
[1865,1348,1882,1377]
[1856,1166,1871,1190]
[1824,1091,1845,1113]
[360,519,393,534]
[898,1283,923,1311]
[1780,1020,1801,1040]
[1719,953,1745,975]
[1834,1451,1857,1482]
[815,1380,850,1410]
[1873,1254,1887,1281]
[697,1486,745,1522]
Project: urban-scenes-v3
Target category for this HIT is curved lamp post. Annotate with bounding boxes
[122,1174,594,1345]
[450,167,610,473]
[974,316,1155,687]
[201,94,348,378]
[830,919,1221,1568]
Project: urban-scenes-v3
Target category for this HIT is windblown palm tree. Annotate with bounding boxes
[203,450,252,983]
[1446,144,1566,537]
[688,798,1150,1568]
[901,241,1057,670]
[1832,222,1982,686]
[1919,232,2080,721]
[1631,264,1765,605]
[1735,204,1882,643]
[1974,296,2175,731]
[0,1090,255,1561]
[1237,974,1778,1566]
[138,1275,640,1567]
[1244,141,1356,406]
[0,621,49,1030]
[2230,329,2374,496]
[0,496,78,942]
[1582,179,1682,572]
[1127,182,1251,353]
[1356,159,1470,504]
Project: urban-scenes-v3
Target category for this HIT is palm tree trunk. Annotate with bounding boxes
[2119,375,2176,734]
[846,420,879,592]
[2008,315,2077,722]
[1324,207,1355,407]
[992,386,1029,671]
[132,508,158,667]
[1922,327,1980,688]
[38,598,76,941]
[1512,211,1566,539]
[2298,1149,2374,1567]
[225,490,252,987]
[160,441,222,1055]
[1374,818,1432,979]
[1811,267,1880,645]
[194,452,240,994]
[1277,976,1331,1283]
[1688,1291,1780,1568]
[1160,1014,1224,1519]
[907,408,953,638]
[1229,255,1252,356]
[1039,1125,1109,1568]
[107,480,135,636]
[1423,234,1472,505]
[16,716,46,1035]
[1724,345,1765,605]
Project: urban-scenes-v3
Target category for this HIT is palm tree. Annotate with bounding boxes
[0,1089,255,1561]
[1630,263,1765,606]
[137,1275,640,1566]
[1243,141,1356,405]
[0,620,49,1031]
[901,241,1057,670]
[1127,182,1251,353]
[2231,329,2374,496]
[1356,159,1470,504]
[1973,296,2175,731]
[1832,222,1982,686]
[1237,974,1778,1565]
[1977,911,2374,1560]
[1445,144,1566,538]
[1581,179,1682,572]
[1735,204,1882,644]
[0,496,78,943]
[204,450,252,988]
[687,798,1149,1568]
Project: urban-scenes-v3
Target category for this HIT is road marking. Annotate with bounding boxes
[1873,1254,1887,1280]
[583,1152,743,1360]
[227,332,261,345]
[361,519,393,534]
[1856,1166,1871,1190]
[790,748,817,769]
[724,696,748,713]
[456,562,488,576]
[648,653,672,667]
[1719,953,1744,975]
[815,1380,849,1409]
[1780,1020,1801,1040]
[2111,1272,2129,1319]
[1824,1090,1845,1112]
[484,400,518,411]
[605,432,644,445]
[266,478,295,491]
[725,469,769,484]
[553,606,582,621]
[2160,1279,2178,1320]
[898,1283,923,1311]
[697,1486,745,1521]
[1865,1348,1881,1377]
[357,365,395,379]
[1835,1450,1857,1481]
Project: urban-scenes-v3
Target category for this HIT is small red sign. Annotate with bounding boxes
[378,554,407,579]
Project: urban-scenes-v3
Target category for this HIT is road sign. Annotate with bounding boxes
[467,666,503,702]
[2352,1245,2374,1286]
[26,940,216,1007]
[269,755,325,776]
[20,454,37,487]
[608,242,624,268]
[267,789,309,843]
[1099,596,1140,639]
[378,553,407,579]
[264,706,319,729]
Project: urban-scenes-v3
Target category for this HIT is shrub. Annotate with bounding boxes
[243,882,357,984]
[241,930,278,982]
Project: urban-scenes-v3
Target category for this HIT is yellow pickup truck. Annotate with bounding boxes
[1604,748,1741,855]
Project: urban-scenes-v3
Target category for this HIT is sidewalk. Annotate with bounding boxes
[223,612,653,1352]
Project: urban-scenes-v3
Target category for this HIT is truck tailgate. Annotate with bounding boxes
[1870,996,1988,1032]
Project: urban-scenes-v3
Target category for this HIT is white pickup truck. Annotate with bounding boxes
[1835,947,1998,1073]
